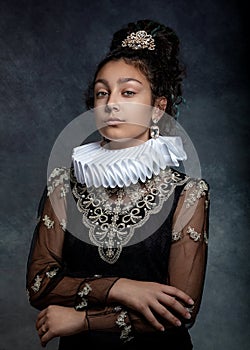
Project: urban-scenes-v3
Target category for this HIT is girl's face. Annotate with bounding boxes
[93,59,159,149]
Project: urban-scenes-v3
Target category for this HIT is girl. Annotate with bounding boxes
[26,19,209,349]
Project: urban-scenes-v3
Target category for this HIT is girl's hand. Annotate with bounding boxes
[36,305,86,347]
[108,278,194,331]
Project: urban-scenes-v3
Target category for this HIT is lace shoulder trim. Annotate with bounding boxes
[47,167,70,197]
[182,178,209,208]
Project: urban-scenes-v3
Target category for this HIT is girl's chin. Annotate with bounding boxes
[99,126,150,141]
[101,138,149,150]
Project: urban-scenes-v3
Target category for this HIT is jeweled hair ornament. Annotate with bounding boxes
[121,30,155,50]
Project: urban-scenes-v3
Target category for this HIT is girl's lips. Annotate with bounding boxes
[105,119,125,126]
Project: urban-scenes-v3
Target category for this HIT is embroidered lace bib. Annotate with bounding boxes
[72,136,187,188]
[71,167,189,263]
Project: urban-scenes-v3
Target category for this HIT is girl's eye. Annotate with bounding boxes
[95,91,109,98]
[123,91,135,97]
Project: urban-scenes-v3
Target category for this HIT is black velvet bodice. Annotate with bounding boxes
[62,182,185,283]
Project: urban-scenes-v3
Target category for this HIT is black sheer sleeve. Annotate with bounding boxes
[26,168,119,311]
[168,178,210,328]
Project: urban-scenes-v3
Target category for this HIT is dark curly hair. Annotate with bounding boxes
[85,19,186,118]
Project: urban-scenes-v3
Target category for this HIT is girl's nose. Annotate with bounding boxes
[105,93,120,113]
[105,103,120,113]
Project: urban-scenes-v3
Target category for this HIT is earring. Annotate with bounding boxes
[150,118,160,139]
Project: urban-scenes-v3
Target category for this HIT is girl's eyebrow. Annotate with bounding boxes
[94,78,142,86]
[94,78,109,86]
[118,77,142,85]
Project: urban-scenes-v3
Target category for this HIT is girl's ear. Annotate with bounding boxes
[152,97,167,120]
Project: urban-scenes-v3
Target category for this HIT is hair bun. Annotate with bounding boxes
[110,19,180,59]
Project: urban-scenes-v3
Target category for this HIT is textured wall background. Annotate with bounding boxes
[0,0,249,349]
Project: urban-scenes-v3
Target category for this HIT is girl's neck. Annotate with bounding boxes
[102,133,151,150]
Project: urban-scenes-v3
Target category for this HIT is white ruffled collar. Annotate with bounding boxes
[72,136,187,188]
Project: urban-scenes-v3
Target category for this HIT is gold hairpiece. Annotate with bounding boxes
[121,30,155,51]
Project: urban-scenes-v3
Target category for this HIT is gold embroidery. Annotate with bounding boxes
[31,275,42,293]
[187,226,208,244]
[75,300,88,310]
[187,226,201,242]
[75,283,92,310]
[60,219,67,231]
[172,231,182,242]
[183,179,209,208]
[46,267,59,278]
[47,167,70,196]
[116,310,134,343]
[42,215,54,229]
[78,283,92,296]
[187,226,201,241]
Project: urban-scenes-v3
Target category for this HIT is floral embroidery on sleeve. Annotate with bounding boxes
[60,184,70,198]
[187,226,201,241]
[42,215,54,229]
[47,167,70,196]
[116,310,134,343]
[172,231,182,242]
[75,283,92,310]
[31,275,43,293]
[183,179,208,208]
[46,267,59,278]
[172,178,209,244]
[60,219,67,231]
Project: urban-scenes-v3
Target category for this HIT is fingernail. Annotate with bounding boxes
[185,313,191,319]
[188,299,194,305]
[186,305,194,313]
[176,320,181,327]
[160,327,165,332]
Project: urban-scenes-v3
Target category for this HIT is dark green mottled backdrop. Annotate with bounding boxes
[0,0,249,349]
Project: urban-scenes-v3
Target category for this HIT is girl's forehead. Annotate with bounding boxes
[96,59,148,82]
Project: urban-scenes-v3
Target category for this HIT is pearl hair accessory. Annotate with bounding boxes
[121,30,155,50]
